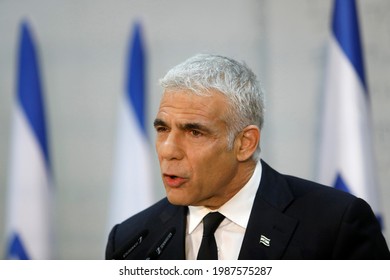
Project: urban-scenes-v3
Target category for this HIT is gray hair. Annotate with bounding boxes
[159,54,265,161]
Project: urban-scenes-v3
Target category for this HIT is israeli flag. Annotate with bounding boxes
[107,22,154,228]
[317,0,382,223]
[5,21,53,259]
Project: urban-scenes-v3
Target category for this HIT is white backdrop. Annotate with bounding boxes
[0,0,389,259]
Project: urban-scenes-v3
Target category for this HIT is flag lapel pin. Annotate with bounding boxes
[259,235,271,247]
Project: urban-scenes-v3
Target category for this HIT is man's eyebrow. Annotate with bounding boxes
[154,119,212,133]
[153,118,167,127]
[180,122,211,133]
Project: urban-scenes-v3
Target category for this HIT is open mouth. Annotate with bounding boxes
[163,174,187,187]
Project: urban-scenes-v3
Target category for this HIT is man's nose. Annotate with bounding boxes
[157,131,184,161]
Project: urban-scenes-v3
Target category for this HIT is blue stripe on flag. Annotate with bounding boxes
[6,233,30,260]
[332,0,367,90]
[126,22,147,136]
[333,173,351,193]
[17,21,51,168]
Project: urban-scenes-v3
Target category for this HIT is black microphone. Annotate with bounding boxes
[111,229,149,259]
[145,228,176,260]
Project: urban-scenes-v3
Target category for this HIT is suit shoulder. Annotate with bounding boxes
[281,174,380,225]
[284,174,357,202]
[260,160,358,207]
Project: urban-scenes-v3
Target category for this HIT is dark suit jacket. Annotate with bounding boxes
[105,160,390,259]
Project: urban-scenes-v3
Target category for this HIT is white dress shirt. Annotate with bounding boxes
[185,161,262,260]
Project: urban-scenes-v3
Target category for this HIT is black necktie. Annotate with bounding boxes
[197,212,225,260]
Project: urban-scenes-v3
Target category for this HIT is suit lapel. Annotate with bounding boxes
[238,161,298,259]
[154,204,187,260]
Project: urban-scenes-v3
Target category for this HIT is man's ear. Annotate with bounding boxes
[235,125,260,162]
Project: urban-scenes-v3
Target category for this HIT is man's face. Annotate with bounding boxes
[154,90,242,209]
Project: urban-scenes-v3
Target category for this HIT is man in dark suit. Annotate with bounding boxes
[105,54,389,260]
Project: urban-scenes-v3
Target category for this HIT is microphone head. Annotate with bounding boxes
[146,227,176,260]
[111,229,149,260]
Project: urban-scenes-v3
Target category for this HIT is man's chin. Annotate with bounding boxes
[166,195,190,206]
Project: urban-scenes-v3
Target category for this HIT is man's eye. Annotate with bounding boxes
[190,130,202,137]
[155,126,168,133]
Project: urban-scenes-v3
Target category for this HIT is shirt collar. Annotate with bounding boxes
[187,160,262,233]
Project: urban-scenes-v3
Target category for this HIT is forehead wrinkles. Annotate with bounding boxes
[158,91,227,121]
